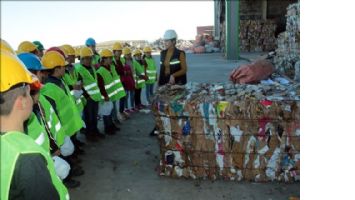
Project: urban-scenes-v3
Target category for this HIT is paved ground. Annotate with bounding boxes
[69,52,300,200]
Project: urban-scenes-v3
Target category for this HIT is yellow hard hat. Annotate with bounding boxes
[75,47,81,57]
[122,47,131,55]
[99,49,113,57]
[143,46,152,53]
[60,44,75,56]
[1,39,16,55]
[1,51,34,92]
[132,49,142,56]
[113,42,123,51]
[42,51,66,69]
[17,41,37,53]
[80,47,93,57]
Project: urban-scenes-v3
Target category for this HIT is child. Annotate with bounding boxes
[96,49,126,134]
[132,49,147,110]
[142,46,157,105]
[0,50,69,199]
[121,47,136,113]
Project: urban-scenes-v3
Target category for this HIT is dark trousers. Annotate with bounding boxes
[83,98,98,134]
[103,114,114,131]
[119,97,125,113]
[134,88,142,107]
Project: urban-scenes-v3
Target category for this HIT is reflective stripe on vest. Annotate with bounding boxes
[75,64,103,102]
[133,60,145,89]
[41,82,83,137]
[27,113,50,153]
[35,132,46,146]
[96,65,126,101]
[0,132,69,200]
[170,60,181,65]
[38,94,66,147]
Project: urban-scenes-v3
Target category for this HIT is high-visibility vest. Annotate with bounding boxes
[96,64,126,101]
[41,80,84,137]
[26,112,50,154]
[38,94,66,146]
[75,64,103,102]
[133,59,146,89]
[0,131,69,200]
[91,54,100,66]
[144,57,157,84]
[62,67,86,112]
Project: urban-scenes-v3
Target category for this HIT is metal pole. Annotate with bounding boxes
[225,0,240,60]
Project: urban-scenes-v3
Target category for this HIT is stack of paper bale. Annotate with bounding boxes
[273,2,300,80]
[239,20,277,52]
[152,77,300,182]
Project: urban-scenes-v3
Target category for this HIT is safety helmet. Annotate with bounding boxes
[0,51,34,92]
[113,42,123,51]
[132,49,142,56]
[75,47,82,58]
[33,41,44,51]
[17,41,37,53]
[1,39,16,55]
[85,37,96,46]
[122,47,131,55]
[46,47,67,59]
[99,49,113,58]
[60,44,75,56]
[143,46,152,53]
[42,51,66,69]
[80,47,93,57]
[163,29,177,40]
[18,53,46,71]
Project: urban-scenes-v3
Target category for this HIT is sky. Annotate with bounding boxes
[1,1,214,48]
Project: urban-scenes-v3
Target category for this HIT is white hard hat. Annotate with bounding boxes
[163,29,177,40]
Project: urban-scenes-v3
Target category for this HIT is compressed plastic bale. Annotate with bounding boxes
[152,80,299,182]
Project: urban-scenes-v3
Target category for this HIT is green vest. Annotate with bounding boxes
[75,64,103,102]
[133,60,146,89]
[62,69,78,87]
[0,131,69,200]
[41,81,83,137]
[38,94,66,146]
[91,54,100,66]
[27,112,50,154]
[96,65,126,101]
[144,57,157,84]
[62,69,86,112]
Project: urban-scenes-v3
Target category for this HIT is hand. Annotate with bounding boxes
[105,96,109,101]
[169,75,175,84]
[53,149,61,156]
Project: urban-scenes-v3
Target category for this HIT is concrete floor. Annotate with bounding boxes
[69,52,300,200]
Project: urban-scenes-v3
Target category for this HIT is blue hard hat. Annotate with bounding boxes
[18,53,46,71]
[85,37,96,46]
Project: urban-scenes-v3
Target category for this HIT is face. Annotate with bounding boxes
[67,55,75,64]
[144,52,152,57]
[104,57,112,65]
[55,66,66,77]
[134,54,141,60]
[164,40,173,49]
[81,56,92,66]
[114,50,122,58]
[88,45,96,53]
[124,53,131,60]
[39,70,49,82]
[37,50,44,58]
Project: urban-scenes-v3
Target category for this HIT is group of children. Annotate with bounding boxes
[0,37,158,199]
